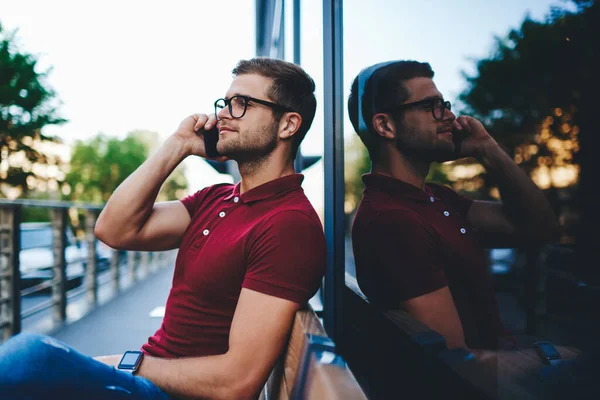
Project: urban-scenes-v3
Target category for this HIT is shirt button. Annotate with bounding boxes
[203,229,210,236]
[430,196,435,203]
[219,211,226,218]
[460,228,466,234]
[234,197,239,203]
[443,211,450,217]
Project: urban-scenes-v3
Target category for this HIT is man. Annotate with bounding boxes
[0,57,326,399]
[348,60,559,350]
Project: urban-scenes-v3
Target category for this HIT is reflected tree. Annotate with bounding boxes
[459,0,599,283]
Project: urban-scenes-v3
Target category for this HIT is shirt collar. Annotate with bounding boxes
[362,173,435,203]
[223,174,305,204]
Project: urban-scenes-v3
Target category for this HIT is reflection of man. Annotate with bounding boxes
[348,60,559,350]
[0,57,326,399]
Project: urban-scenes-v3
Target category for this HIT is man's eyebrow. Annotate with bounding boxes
[420,95,443,101]
[223,92,244,99]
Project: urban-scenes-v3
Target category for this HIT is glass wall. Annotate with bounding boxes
[341,0,598,355]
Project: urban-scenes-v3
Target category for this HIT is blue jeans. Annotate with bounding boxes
[0,333,170,400]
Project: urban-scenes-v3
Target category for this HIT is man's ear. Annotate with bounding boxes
[371,113,396,140]
[278,112,302,140]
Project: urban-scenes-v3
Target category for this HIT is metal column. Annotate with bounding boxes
[322,0,345,342]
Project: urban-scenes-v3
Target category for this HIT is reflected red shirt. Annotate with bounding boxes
[142,174,326,358]
[352,173,504,349]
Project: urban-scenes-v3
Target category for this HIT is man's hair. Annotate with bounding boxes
[232,57,317,158]
[348,60,434,161]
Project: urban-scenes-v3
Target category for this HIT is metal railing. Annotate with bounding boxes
[0,200,175,344]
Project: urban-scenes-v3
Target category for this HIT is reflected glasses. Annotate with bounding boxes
[383,97,452,121]
[214,95,294,121]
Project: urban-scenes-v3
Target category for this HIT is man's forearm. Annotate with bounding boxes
[95,136,189,245]
[477,140,560,240]
[138,354,253,400]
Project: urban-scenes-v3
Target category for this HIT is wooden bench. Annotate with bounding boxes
[340,273,581,400]
[260,304,367,400]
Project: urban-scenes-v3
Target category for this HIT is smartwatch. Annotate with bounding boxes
[117,350,144,374]
[534,341,562,366]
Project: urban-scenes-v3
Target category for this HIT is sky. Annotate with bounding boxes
[1,0,567,210]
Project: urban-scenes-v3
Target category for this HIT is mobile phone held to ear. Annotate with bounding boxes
[203,126,220,158]
[452,126,467,155]
[534,341,562,365]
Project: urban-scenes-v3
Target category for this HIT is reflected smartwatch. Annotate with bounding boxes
[534,341,562,366]
[117,350,144,374]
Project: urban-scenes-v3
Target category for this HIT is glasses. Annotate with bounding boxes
[383,97,452,121]
[214,95,294,121]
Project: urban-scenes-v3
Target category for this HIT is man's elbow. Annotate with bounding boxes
[222,362,267,400]
[228,379,263,400]
[94,216,128,249]
[94,217,109,245]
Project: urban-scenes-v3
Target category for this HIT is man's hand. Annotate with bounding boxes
[452,115,498,158]
[173,114,228,161]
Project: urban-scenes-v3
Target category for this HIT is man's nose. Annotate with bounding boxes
[445,108,456,121]
[217,106,231,121]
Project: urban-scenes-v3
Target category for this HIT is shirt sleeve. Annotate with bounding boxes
[360,211,448,304]
[180,187,215,217]
[242,211,327,304]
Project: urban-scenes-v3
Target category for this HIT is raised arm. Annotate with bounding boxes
[95,114,224,251]
[454,116,560,247]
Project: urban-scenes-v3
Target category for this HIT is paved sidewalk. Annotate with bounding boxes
[51,265,174,357]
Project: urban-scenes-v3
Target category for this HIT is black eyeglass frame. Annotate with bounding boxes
[214,95,295,121]
[380,97,452,121]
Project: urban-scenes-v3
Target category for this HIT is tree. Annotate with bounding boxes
[458,0,599,283]
[65,131,187,203]
[0,22,66,198]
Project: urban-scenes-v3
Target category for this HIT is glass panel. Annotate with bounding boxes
[342,0,595,369]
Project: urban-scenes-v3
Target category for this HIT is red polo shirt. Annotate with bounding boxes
[352,173,504,349]
[142,174,326,358]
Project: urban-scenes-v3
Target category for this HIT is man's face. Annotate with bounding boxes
[393,77,456,162]
[216,73,279,161]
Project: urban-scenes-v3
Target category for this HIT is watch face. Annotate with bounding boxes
[119,351,143,369]
[536,342,561,360]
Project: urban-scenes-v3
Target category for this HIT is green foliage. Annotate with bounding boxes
[65,134,147,203]
[0,22,66,197]
[65,131,187,203]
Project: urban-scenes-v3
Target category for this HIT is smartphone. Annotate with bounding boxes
[534,341,562,365]
[203,126,220,158]
[452,126,467,155]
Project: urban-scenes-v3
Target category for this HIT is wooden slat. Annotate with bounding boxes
[305,359,368,400]
[263,304,326,400]
[282,306,326,396]
[446,344,582,400]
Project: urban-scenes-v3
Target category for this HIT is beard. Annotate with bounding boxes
[217,120,279,164]
[395,122,456,163]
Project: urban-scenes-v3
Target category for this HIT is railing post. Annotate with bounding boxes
[51,208,68,324]
[110,249,120,293]
[85,210,98,305]
[140,251,150,278]
[128,251,137,283]
[156,252,163,269]
[0,205,22,342]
